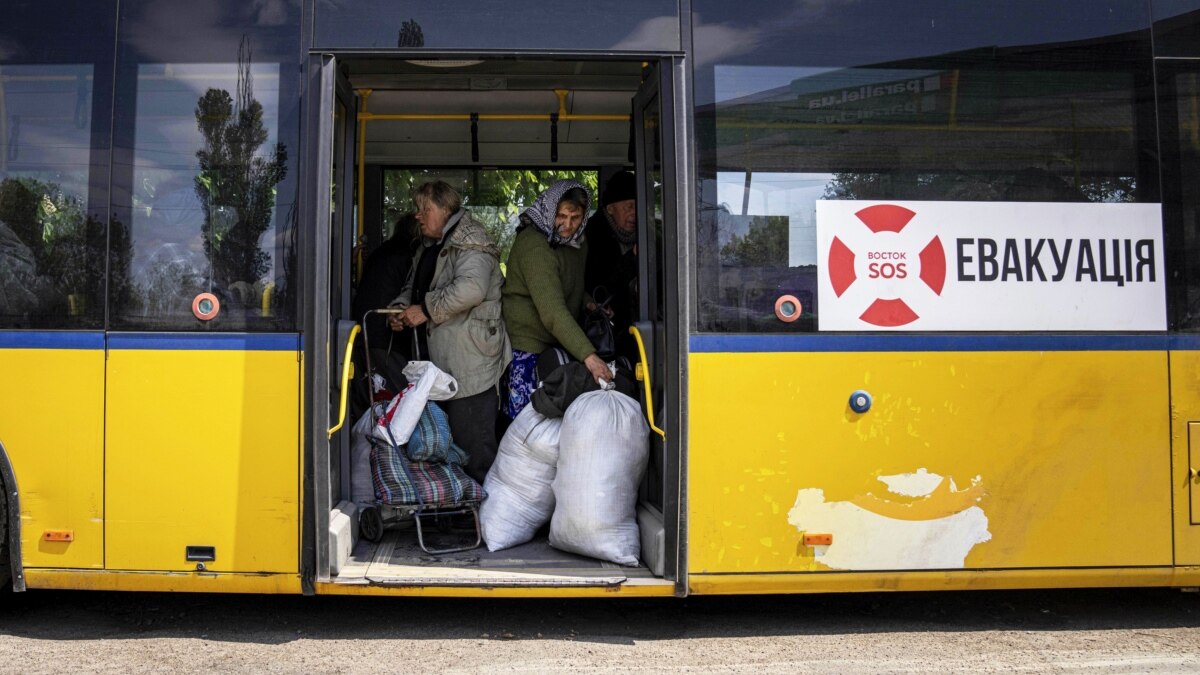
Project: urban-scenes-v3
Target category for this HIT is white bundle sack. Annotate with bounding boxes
[480,404,563,551]
[373,361,458,445]
[349,403,385,504]
[550,389,649,566]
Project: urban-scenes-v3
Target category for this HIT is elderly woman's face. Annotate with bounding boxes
[415,198,453,239]
[555,201,585,240]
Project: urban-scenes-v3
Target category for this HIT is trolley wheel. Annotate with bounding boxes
[359,506,384,543]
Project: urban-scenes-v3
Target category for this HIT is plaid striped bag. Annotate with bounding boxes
[370,441,486,506]
[406,402,468,465]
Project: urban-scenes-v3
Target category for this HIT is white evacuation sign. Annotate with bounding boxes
[815,200,1166,331]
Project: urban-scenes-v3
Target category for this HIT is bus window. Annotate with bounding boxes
[313,1,680,53]
[692,0,1156,333]
[0,4,116,329]
[109,1,302,331]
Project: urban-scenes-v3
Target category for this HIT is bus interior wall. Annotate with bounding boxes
[324,57,672,586]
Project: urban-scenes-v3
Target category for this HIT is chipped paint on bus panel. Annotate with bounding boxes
[788,469,991,570]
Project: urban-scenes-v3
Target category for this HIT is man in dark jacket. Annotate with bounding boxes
[352,214,417,404]
[584,170,639,360]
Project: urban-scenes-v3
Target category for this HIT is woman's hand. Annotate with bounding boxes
[399,304,427,328]
[387,308,406,332]
[584,353,612,385]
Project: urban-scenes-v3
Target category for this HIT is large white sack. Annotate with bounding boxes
[550,390,649,566]
[480,404,562,551]
[350,404,385,504]
[373,361,458,445]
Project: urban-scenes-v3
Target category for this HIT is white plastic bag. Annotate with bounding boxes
[550,390,649,566]
[480,404,562,551]
[402,360,458,401]
[350,404,385,504]
[373,361,458,445]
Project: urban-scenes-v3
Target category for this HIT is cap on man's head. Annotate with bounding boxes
[602,170,637,206]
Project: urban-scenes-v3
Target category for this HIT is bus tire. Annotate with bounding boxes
[0,439,19,592]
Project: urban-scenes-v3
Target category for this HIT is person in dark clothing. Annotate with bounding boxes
[355,213,418,355]
[352,214,417,405]
[584,170,639,360]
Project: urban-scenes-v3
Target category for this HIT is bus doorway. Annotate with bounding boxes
[308,55,682,594]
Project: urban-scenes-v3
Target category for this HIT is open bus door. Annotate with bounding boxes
[1159,59,1200,567]
[308,54,358,583]
[632,59,685,592]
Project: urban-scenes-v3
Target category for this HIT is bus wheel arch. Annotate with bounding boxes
[0,440,26,592]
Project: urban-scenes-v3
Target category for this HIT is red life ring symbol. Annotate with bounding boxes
[827,204,946,327]
[775,295,802,323]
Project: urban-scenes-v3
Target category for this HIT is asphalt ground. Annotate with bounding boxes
[0,586,1196,673]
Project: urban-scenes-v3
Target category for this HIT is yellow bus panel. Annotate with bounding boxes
[1168,350,1200,565]
[689,350,1172,576]
[105,345,300,573]
[0,346,104,570]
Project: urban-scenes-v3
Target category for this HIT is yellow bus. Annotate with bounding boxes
[2,0,1200,598]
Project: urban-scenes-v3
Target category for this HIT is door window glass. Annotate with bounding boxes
[1161,68,1200,330]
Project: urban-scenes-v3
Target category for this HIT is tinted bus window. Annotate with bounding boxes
[314,0,680,51]
[1160,66,1200,330]
[0,1,116,329]
[110,0,301,331]
[692,1,1155,333]
[1153,1,1200,56]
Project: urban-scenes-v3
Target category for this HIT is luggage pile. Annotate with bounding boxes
[481,358,649,566]
[351,361,486,553]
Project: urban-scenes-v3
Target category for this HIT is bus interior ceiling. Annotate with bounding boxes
[352,58,642,168]
[330,57,668,585]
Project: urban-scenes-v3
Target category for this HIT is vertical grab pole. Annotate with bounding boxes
[355,88,372,284]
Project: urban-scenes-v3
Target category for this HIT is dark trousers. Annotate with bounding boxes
[443,386,499,485]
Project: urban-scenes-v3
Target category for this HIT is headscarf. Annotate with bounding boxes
[518,179,592,249]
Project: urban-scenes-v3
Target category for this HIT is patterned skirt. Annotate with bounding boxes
[502,348,540,419]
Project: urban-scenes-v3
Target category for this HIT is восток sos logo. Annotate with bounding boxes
[826,204,945,327]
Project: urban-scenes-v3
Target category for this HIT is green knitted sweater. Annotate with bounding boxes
[502,226,594,360]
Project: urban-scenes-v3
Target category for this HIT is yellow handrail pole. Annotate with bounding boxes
[327,323,361,439]
[629,325,666,440]
[354,88,372,284]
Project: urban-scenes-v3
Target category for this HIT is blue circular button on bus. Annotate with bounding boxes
[849,390,872,413]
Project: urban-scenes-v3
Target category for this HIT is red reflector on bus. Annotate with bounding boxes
[42,530,74,542]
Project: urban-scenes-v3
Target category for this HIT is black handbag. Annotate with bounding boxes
[582,286,617,360]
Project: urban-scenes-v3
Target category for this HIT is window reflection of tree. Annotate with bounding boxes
[190,36,287,317]
[0,177,132,325]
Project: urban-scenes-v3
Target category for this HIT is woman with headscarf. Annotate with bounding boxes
[501,179,613,419]
[388,180,510,483]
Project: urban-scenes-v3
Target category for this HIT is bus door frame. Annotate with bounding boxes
[303,53,358,586]
[632,58,688,594]
[304,53,690,593]
[1158,57,1200,566]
